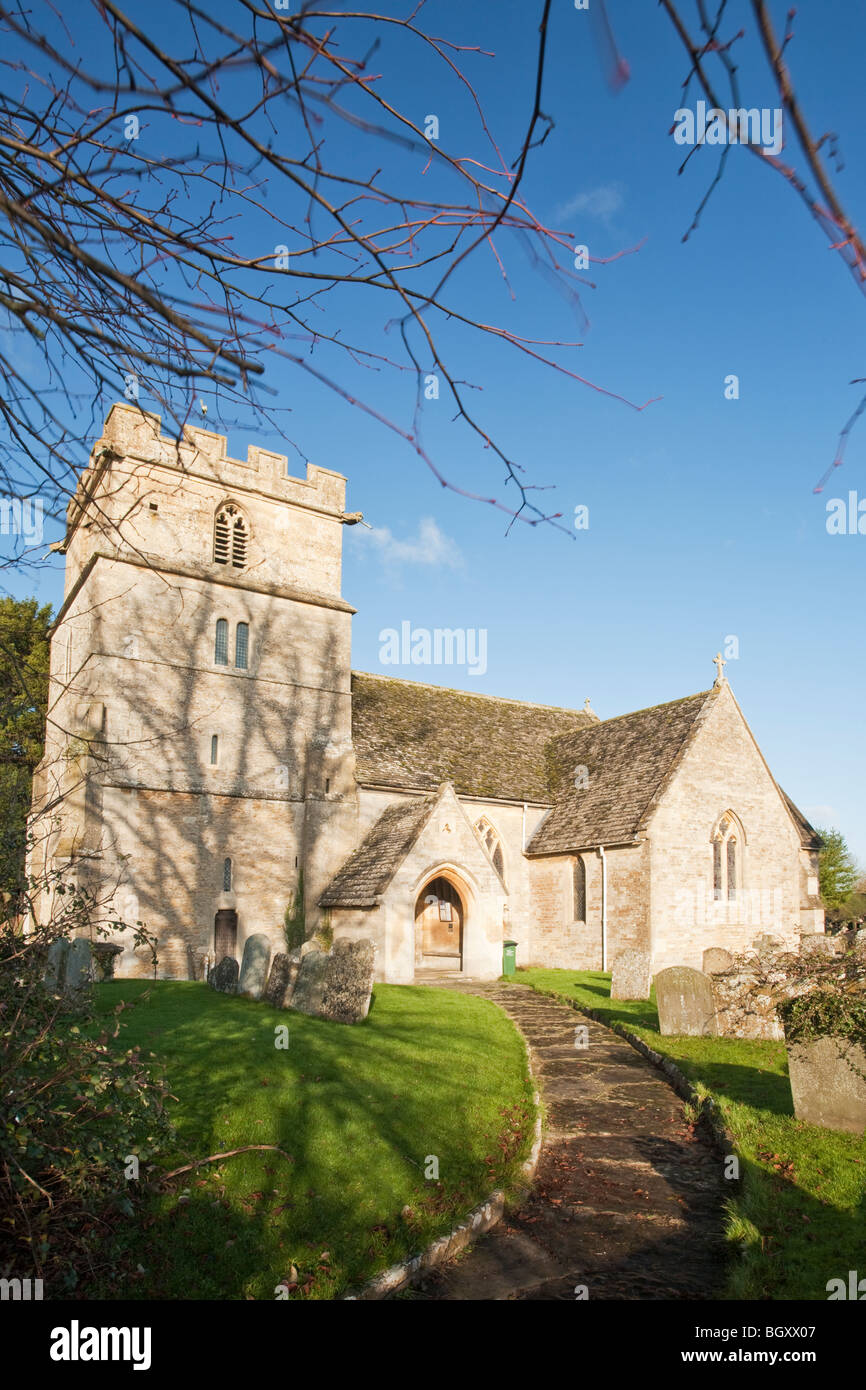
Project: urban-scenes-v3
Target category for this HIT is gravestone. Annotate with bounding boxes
[290,949,330,1018]
[64,939,95,1006]
[752,933,784,961]
[212,955,239,994]
[654,966,718,1037]
[319,939,376,1024]
[609,949,651,1000]
[703,947,734,976]
[92,940,123,981]
[787,1037,866,1133]
[238,933,272,1000]
[854,929,866,959]
[263,952,294,1009]
[43,938,70,993]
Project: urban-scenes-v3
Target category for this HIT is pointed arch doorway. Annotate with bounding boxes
[415,877,464,973]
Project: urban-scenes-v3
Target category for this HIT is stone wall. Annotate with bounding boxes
[646,684,816,972]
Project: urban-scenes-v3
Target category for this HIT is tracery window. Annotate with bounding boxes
[712,813,742,903]
[475,817,506,884]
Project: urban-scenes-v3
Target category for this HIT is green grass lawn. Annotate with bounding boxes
[86,979,533,1300]
[513,967,866,1300]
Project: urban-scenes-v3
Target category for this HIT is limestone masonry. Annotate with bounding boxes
[30,405,825,983]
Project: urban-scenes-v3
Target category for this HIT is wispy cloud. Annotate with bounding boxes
[354,516,462,569]
[556,182,625,227]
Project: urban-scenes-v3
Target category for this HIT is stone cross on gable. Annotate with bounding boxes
[713,652,727,685]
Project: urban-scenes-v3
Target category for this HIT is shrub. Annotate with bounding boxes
[0,869,174,1294]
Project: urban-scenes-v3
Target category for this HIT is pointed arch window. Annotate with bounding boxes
[475,817,506,885]
[712,812,743,903]
[573,855,587,923]
[214,618,228,666]
[214,503,248,569]
[235,622,249,670]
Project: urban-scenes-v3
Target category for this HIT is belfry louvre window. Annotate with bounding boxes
[235,622,249,670]
[215,619,229,665]
[214,504,248,568]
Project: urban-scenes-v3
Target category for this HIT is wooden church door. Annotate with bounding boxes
[415,878,463,968]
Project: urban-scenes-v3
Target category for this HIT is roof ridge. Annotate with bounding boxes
[589,687,714,731]
[351,669,587,719]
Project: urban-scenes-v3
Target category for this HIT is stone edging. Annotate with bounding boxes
[343,1009,544,1301]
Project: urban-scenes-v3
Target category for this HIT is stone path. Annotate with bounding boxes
[414,981,727,1301]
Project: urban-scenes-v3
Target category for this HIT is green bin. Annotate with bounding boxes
[502,939,518,977]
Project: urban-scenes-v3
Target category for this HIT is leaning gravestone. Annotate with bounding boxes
[654,966,718,1037]
[319,939,376,1024]
[238,933,272,1000]
[609,949,651,1000]
[263,952,294,1009]
[702,947,734,976]
[43,938,70,993]
[290,949,330,1018]
[787,1036,866,1134]
[211,955,239,994]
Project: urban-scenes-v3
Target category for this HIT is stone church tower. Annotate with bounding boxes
[30,403,360,977]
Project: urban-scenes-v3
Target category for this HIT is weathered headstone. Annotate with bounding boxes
[787,1036,866,1133]
[211,955,239,994]
[654,966,718,1037]
[320,938,376,1024]
[64,938,94,1005]
[854,928,866,959]
[752,933,784,961]
[290,949,330,1018]
[238,933,272,1000]
[702,947,734,976]
[609,949,651,1000]
[43,938,70,993]
[263,952,294,1009]
[92,940,123,981]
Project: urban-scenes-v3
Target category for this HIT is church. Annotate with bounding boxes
[30,404,825,984]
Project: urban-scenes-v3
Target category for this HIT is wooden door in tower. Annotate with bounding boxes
[213,908,238,963]
[415,878,463,968]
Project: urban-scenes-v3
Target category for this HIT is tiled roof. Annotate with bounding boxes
[351,672,593,802]
[527,691,714,854]
[319,796,434,907]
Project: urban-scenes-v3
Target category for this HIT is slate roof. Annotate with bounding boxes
[351,672,593,802]
[319,796,434,908]
[526,690,714,855]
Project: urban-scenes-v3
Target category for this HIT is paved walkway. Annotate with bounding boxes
[414,981,726,1301]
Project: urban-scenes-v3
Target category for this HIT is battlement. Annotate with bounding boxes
[79,402,346,517]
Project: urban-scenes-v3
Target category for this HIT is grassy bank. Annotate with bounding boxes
[86,979,534,1300]
[513,967,866,1300]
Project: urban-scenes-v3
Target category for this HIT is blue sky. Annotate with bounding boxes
[2,0,864,862]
